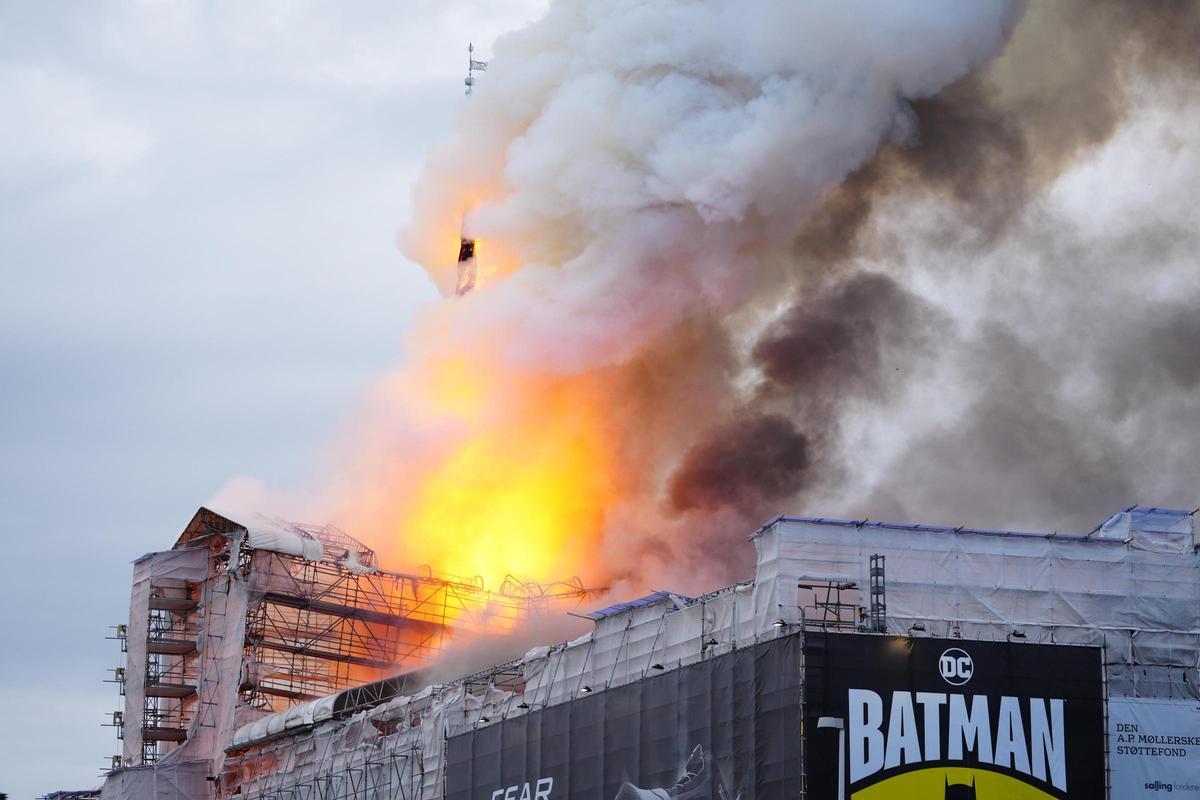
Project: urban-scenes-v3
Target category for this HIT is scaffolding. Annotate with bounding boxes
[240,552,540,711]
[868,553,886,632]
[141,577,202,762]
[108,507,596,774]
[797,579,860,631]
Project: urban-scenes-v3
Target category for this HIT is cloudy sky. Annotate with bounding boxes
[0,2,546,795]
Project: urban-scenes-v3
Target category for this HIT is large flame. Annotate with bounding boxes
[405,384,613,587]
[368,348,617,590]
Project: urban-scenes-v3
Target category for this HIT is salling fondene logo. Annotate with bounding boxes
[848,645,1069,796]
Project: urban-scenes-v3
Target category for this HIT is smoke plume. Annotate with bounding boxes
[323,0,1200,599]
[668,414,810,514]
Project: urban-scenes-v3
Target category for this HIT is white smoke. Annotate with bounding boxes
[400,0,1024,373]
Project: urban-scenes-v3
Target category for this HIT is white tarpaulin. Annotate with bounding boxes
[99,759,210,800]
[751,509,1200,699]
[1109,698,1200,798]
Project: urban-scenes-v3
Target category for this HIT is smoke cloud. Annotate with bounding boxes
[668,414,810,514]
[325,0,1200,600]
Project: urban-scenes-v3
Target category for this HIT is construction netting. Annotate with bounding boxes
[112,505,1199,800]
[99,759,211,800]
[753,508,1200,699]
[121,547,211,767]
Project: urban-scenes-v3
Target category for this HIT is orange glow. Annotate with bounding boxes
[394,377,614,589]
[426,355,492,421]
[374,367,614,592]
[468,238,523,291]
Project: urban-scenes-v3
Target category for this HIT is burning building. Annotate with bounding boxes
[57,1,1200,798]
[97,507,592,795]
[91,503,1200,799]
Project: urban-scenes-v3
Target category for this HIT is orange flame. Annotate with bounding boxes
[373,355,617,591]
[465,238,523,293]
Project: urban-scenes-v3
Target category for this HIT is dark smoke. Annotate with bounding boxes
[668,414,809,513]
[791,0,1200,268]
[752,272,937,399]
[1133,309,1200,392]
[663,273,938,526]
[790,163,882,267]
[787,73,1032,272]
[897,77,1029,238]
[667,0,1200,543]
[861,326,1143,530]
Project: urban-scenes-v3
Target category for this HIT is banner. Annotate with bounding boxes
[1109,697,1200,797]
[445,635,803,800]
[803,633,1104,799]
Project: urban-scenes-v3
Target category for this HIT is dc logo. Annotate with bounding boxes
[939,648,973,685]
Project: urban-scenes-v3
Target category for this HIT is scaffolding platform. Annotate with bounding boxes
[140,726,188,743]
[148,596,198,613]
[146,638,196,655]
[144,684,197,699]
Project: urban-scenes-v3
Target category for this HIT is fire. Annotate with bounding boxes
[370,155,618,592]
[382,361,616,590]
[427,355,491,421]
[464,237,523,293]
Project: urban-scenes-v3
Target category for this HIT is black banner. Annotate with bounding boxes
[445,635,803,800]
[803,633,1104,800]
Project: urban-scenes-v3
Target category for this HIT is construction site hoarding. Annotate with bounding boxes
[1108,697,1200,798]
[445,633,803,800]
[803,632,1105,799]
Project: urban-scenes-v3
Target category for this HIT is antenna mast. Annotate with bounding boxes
[464,42,488,96]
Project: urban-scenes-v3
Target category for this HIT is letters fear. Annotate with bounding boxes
[492,778,553,800]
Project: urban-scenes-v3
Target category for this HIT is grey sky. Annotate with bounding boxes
[0,2,545,796]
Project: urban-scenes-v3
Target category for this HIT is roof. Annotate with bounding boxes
[748,504,1197,543]
[579,590,691,621]
[172,506,377,566]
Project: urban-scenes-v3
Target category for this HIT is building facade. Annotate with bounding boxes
[98,506,1200,799]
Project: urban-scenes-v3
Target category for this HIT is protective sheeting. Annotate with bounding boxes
[243,522,325,561]
[157,557,251,773]
[219,581,782,798]
[752,511,1200,699]
[122,547,209,765]
[1097,506,1197,553]
[191,506,350,563]
[213,505,1199,799]
[229,695,337,749]
[222,686,452,799]
[116,530,263,796]
[579,590,684,620]
[116,506,549,797]
[446,635,802,800]
[479,581,761,714]
[99,759,210,800]
[225,580,763,749]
